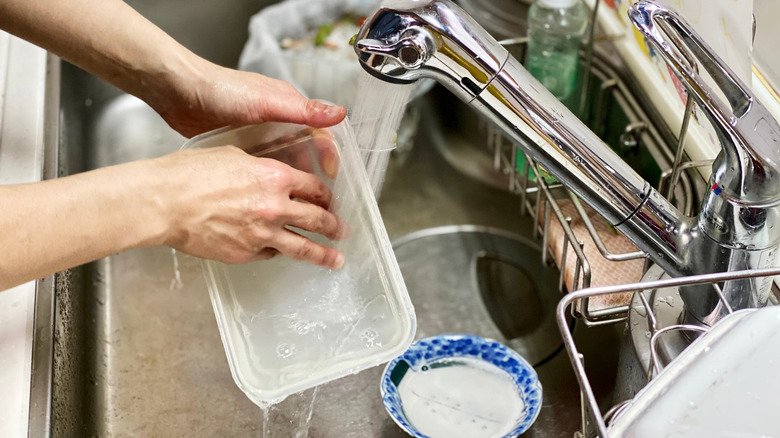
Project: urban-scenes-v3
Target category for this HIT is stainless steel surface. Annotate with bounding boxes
[34,29,625,436]
[392,225,563,366]
[627,265,688,377]
[27,54,61,438]
[356,0,780,330]
[631,1,780,325]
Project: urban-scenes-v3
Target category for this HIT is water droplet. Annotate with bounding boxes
[276,343,296,358]
[360,328,381,348]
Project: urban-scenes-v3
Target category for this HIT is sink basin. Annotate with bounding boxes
[29,0,624,436]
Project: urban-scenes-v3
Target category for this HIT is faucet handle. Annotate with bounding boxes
[630,1,780,205]
[356,33,432,70]
[630,2,750,119]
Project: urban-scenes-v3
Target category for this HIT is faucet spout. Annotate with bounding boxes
[355,0,780,326]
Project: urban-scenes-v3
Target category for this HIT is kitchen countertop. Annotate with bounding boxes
[0,32,51,438]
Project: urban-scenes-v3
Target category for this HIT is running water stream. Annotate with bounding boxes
[169,248,183,291]
[349,70,414,196]
[260,386,321,437]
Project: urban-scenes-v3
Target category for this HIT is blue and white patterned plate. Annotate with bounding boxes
[381,334,542,438]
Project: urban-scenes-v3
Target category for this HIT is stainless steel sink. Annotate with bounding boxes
[29,0,624,436]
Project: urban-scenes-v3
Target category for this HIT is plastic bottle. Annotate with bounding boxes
[525,0,588,104]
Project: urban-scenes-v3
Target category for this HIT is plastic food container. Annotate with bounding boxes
[181,119,416,405]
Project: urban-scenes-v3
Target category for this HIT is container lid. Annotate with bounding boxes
[182,119,416,405]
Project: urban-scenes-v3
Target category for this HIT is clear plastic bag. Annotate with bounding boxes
[238,0,379,106]
[238,0,433,106]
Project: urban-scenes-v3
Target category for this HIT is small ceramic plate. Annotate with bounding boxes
[381,334,542,438]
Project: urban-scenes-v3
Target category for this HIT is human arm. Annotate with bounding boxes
[0,146,346,291]
[0,0,352,290]
[0,0,346,137]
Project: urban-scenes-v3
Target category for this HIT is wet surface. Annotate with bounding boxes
[50,76,620,436]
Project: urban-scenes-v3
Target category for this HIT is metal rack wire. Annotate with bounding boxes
[555,267,780,437]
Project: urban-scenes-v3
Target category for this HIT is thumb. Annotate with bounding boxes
[258,80,347,128]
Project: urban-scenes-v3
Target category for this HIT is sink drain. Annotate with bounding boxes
[393,225,564,366]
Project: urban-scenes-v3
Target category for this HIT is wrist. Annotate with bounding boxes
[108,158,175,250]
[134,48,207,118]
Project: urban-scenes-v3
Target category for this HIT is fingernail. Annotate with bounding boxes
[324,104,345,120]
[323,153,338,178]
[333,252,345,270]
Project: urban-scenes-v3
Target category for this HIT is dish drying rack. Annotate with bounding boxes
[483,5,780,436]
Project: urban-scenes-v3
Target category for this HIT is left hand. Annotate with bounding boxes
[148,60,347,138]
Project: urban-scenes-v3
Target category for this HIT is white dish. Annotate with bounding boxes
[382,334,542,438]
[610,306,780,437]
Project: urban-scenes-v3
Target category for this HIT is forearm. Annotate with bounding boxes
[0,160,168,290]
[0,0,201,111]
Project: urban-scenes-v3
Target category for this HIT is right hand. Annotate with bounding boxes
[153,146,346,269]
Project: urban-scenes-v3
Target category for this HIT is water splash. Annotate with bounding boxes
[361,328,382,348]
[259,387,321,437]
[294,386,320,438]
[169,248,183,290]
[261,406,271,438]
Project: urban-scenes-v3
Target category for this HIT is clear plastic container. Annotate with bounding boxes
[181,119,416,405]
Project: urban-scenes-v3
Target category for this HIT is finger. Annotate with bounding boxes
[310,129,340,179]
[285,201,348,241]
[302,99,347,128]
[274,229,345,270]
[286,166,333,209]
[243,128,313,158]
[255,78,346,128]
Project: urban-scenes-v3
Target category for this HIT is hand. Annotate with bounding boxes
[154,146,346,269]
[149,61,347,138]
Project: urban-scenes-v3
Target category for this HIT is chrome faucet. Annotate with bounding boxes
[354,0,780,327]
